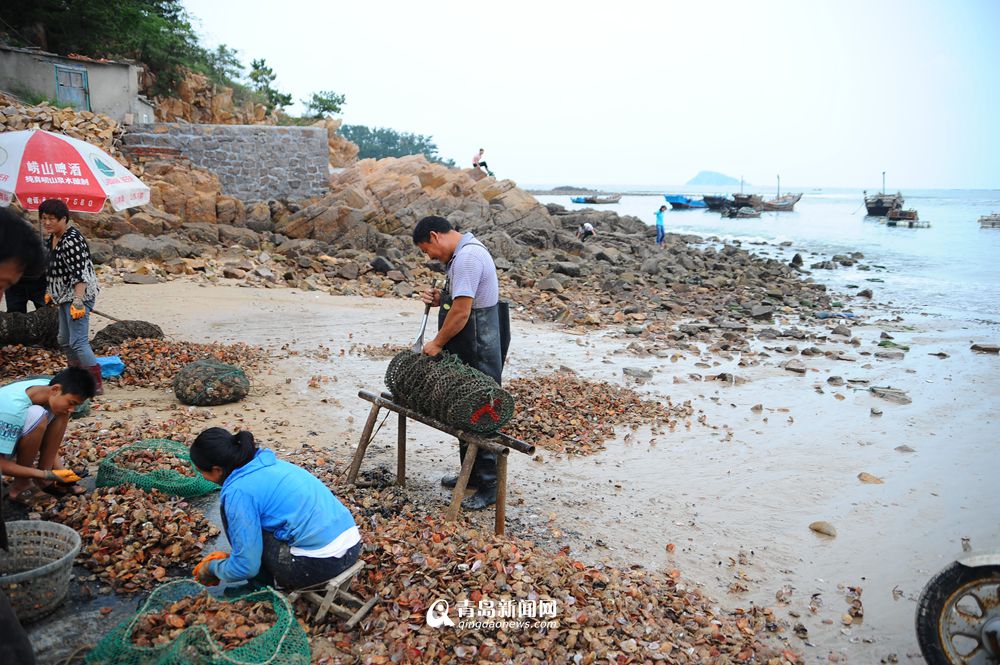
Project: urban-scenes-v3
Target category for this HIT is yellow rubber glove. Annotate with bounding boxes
[70,297,86,320]
[193,551,229,586]
[44,293,54,305]
[47,469,82,483]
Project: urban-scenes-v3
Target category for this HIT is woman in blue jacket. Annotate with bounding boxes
[190,427,361,590]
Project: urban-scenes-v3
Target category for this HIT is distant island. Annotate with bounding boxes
[524,185,605,195]
[687,171,741,186]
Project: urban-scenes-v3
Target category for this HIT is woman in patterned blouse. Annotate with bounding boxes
[41,199,103,395]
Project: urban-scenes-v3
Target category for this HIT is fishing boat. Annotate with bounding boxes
[664,194,708,209]
[570,194,621,204]
[887,208,918,221]
[732,193,763,210]
[761,175,802,211]
[762,193,802,211]
[865,191,904,216]
[864,171,904,216]
[703,194,733,211]
[886,209,928,227]
[979,213,1000,228]
[722,206,761,219]
[730,176,762,211]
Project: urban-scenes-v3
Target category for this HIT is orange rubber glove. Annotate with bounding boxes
[193,551,229,586]
[70,297,86,320]
[47,469,82,483]
[44,293,54,305]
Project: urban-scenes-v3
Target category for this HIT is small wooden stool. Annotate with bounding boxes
[289,560,378,628]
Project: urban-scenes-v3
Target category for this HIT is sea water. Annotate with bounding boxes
[534,188,1000,323]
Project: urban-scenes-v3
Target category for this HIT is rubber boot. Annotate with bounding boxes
[461,483,497,511]
[441,473,478,490]
[87,364,104,396]
[441,442,477,489]
[461,449,498,511]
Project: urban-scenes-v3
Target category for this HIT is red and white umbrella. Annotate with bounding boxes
[0,129,150,213]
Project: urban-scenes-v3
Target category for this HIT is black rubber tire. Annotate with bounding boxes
[915,561,1000,665]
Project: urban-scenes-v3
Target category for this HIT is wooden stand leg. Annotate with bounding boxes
[396,413,406,486]
[314,590,336,623]
[346,595,380,630]
[446,442,478,521]
[494,454,507,536]
[346,403,381,485]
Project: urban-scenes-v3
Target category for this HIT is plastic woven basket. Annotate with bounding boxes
[85,580,311,665]
[0,520,81,623]
[96,439,219,498]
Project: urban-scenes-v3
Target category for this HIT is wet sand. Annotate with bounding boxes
[86,280,999,663]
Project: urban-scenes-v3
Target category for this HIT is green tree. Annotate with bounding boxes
[203,44,244,85]
[303,90,347,118]
[1,0,205,95]
[249,58,292,112]
[339,125,455,167]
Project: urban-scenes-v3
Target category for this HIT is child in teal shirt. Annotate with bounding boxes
[0,368,95,504]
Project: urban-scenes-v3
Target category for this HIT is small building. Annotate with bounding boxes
[0,45,155,124]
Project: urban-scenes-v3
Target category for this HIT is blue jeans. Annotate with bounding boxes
[57,300,97,367]
[656,226,665,244]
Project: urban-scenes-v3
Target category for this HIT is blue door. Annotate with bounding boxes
[54,65,90,110]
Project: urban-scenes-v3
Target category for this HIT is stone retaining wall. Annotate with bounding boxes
[124,123,328,201]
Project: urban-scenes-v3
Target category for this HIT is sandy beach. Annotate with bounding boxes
[3,4,998,661]
[39,276,990,664]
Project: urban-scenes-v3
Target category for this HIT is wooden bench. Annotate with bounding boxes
[345,390,535,535]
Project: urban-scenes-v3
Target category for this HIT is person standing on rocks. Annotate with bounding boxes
[413,215,509,510]
[655,205,667,248]
[472,148,494,177]
[41,199,103,395]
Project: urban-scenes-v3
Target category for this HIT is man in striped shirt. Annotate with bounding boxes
[413,216,507,510]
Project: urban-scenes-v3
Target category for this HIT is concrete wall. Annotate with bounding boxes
[124,123,330,201]
[0,47,153,123]
[83,60,154,123]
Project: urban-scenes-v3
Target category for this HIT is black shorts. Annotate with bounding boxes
[255,531,362,591]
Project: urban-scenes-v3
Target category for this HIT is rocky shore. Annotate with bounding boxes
[7,95,994,665]
[49,157,836,338]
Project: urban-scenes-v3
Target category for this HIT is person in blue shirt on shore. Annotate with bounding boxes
[190,427,361,590]
[655,205,667,248]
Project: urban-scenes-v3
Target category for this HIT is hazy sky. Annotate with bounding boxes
[182,0,1000,190]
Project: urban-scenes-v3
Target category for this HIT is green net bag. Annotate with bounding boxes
[96,439,219,498]
[72,398,91,419]
[84,580,310,665]
[173,359,250,406]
